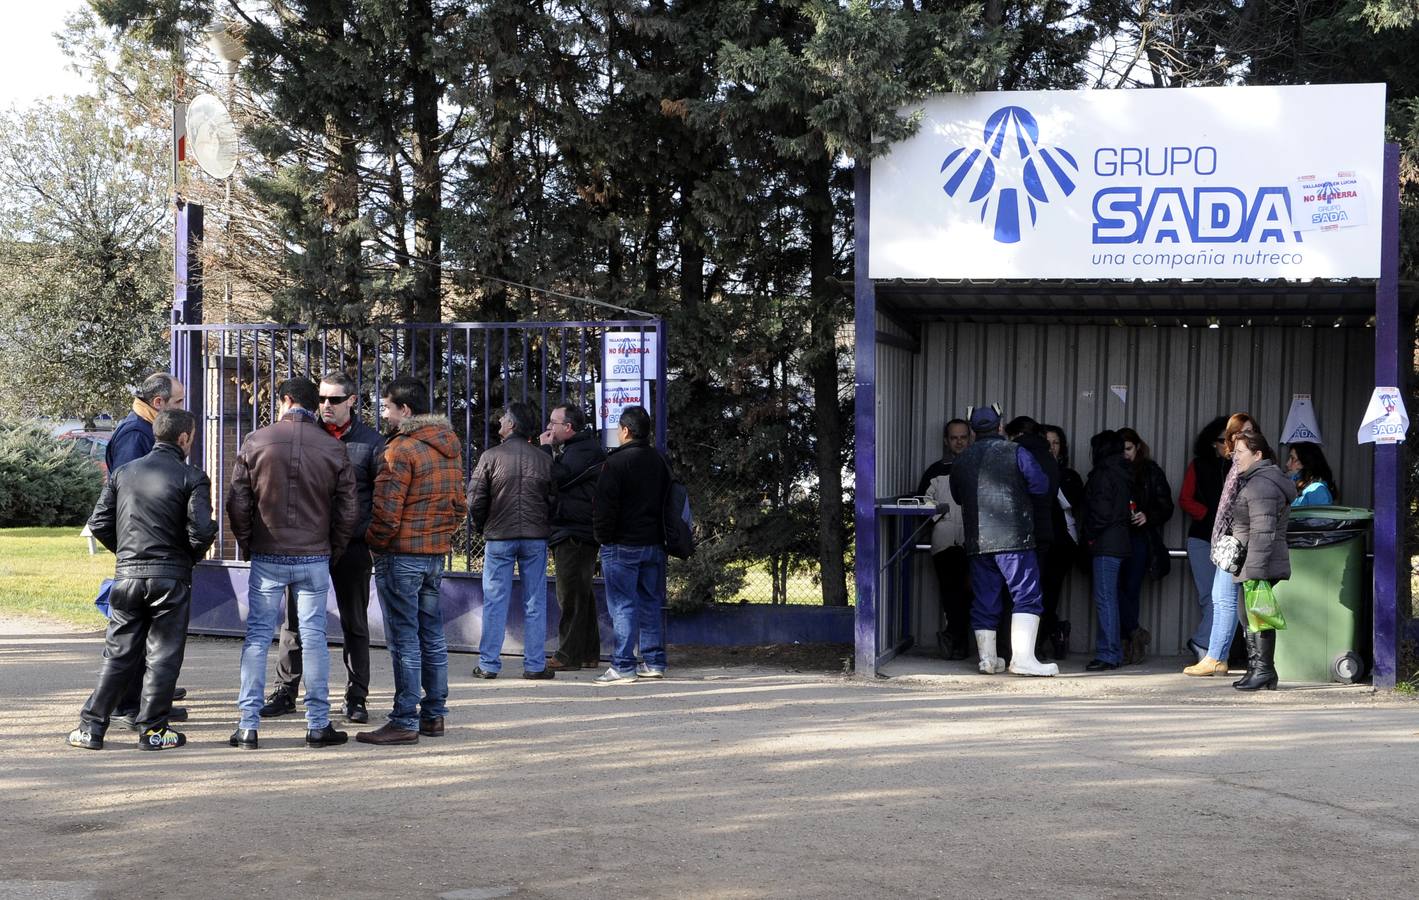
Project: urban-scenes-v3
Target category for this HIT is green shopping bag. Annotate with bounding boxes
[1243,579,1286,632]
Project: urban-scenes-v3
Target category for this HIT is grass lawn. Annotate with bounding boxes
[0,527,112,627]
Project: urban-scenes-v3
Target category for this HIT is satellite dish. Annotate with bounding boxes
[186,93,238,180]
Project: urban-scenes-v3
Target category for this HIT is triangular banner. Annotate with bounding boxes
[1280,394,1323,445]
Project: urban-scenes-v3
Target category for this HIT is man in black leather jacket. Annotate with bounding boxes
[261,373,386,724]
[69,409,217,751]
[540,403,606,671]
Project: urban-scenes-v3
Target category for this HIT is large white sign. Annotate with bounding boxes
[869,85,1386,280]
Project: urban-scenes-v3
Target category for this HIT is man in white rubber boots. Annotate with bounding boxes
[948,404,1058,676]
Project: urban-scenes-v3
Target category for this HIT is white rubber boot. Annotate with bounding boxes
[975,629,1006,674]
[1008,613,1059,676]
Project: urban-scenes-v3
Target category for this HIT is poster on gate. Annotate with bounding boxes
[595,381,644,447]
[602,331,658,381]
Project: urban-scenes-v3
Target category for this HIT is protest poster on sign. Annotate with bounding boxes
[596,381,644,447]
[602,331,658,381]
[1356,387,1409,445]
[1280,395,1323,445]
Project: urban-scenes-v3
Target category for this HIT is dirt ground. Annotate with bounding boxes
[3,618,1419,899]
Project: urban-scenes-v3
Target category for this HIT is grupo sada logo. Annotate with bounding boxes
[940,106,1079,244]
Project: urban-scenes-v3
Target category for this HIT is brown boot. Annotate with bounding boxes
[1183,656,1229,677]
[355,723,419,745]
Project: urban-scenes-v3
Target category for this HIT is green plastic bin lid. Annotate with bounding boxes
[1289,505,1373,522]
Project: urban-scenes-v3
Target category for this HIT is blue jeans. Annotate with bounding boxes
[600,544,666,673]
[1118,531,1150,636]
[374,554,449,731]
[1186,537,1217,649]
[479,539,548,673]
[239,558,331,730]
[1205,564,1242,660]
[1091,555,1124,665]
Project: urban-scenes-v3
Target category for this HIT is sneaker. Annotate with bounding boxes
[67,728,103,750]
[343,701,369,724]
[594,667,638,685]
[635,663,665,679]
[260,689,298,717]
[139,727,187,751]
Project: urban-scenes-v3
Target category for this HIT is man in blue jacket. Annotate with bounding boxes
[949,404,1058,677]
[106,373,185,473]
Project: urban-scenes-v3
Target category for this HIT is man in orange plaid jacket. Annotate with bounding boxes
[358,377,468,746]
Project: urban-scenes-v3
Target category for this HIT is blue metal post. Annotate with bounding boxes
[173,199,205,465]
[1372,143,1404,690]
[853,163,878,676]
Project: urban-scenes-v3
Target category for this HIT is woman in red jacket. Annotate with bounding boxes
[1177,417,1229,662]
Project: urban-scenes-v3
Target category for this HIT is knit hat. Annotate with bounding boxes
[968,404,1002,434]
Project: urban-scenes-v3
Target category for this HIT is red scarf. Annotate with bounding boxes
[324,419,353,440]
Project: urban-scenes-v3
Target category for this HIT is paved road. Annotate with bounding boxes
[1,620,1417,899]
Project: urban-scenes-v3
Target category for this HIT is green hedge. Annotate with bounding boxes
[0,421,103,527]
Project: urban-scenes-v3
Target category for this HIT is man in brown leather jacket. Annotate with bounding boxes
[468,400,555,679]
[226,377,358,751]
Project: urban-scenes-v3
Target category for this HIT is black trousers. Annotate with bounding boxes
[274,544,373,704]
[931,546,972,642]
[552,538,601,665]
[1041,538,1077,634]
[80,578,191,733]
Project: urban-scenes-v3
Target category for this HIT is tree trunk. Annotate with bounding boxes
[805,158,848,607]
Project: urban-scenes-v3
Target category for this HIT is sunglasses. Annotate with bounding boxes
[319,395,352,405]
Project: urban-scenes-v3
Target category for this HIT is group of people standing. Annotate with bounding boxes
[920,404,1337,688]
[68,370,673,752]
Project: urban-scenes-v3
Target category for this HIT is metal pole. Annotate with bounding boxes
[1372,142,1404,690]
[853,163,878,677]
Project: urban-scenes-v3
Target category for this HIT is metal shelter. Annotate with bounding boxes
[852,87,1412,687]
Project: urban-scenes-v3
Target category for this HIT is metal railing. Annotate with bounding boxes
[172,320,665,571]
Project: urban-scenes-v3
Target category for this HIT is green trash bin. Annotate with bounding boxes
[1271,506,1372,684]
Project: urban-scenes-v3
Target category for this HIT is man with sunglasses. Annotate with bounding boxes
[260,373,386,724]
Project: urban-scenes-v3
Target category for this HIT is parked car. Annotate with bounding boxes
[57,430,112,476]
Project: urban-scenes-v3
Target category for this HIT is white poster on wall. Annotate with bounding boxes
[595,381,645,447]
[869,84,1386,280]
[1357,387,1409,445]
[602,331,658,381]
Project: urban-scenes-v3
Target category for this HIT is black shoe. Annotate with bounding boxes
[116,706,186,729]
[260,689,298,718]
[139,727,187,751]
[67,728,103,750]
[1051,621,1071,661]
[228,728,258,750]
[343,702,369,724]
[306,724,349,747]
[523,668,555,680]
[167,706,188,722]
[112,713,138,731]
[172,687,188,701]
[1085,658,1119,671]
[472,666,498,679]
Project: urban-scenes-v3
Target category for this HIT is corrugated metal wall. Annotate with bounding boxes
[880,322,1375,655]
[875,312,918,495]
